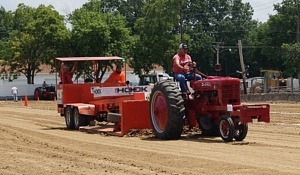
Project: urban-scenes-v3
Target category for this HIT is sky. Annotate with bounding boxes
[243,0,282,22]
[0,0,283,23]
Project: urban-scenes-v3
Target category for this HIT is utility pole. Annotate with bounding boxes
[238,40,247,94]
[296,0,300,90]
[216,43,220,65]
[296,0,300,42]
[297,0,300,42]
[212,42,224,73]
[180,0,183,43]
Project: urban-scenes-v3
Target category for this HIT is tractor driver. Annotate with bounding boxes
[60,62,78,84]
[172,43,202,94]
[104,65,125,84]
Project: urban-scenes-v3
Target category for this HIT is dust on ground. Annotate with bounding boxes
[0,100,300,175]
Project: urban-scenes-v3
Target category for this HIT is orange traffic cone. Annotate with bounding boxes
[54,96,56,102]
[24,93,29,107]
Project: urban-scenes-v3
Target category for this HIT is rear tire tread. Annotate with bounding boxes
[74,108,87,130]
[150,80,184,140]
[65,106,74,129]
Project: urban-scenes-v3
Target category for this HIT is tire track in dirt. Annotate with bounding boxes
[0,125,288,175]
[1,103,300,174]
[0,124,170,175]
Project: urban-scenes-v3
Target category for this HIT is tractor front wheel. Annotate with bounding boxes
[150,80,185,140]
[198,116,219,136]
[65,106,74,129]
[219,115,235,142]
[234,122,248,141]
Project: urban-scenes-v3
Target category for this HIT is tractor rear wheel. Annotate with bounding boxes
[198,116,219,136]
[234,122,248,141]
[150,80,184,140]
[219,115,235,142]
[65,106,74,129]
[73,108,87,130]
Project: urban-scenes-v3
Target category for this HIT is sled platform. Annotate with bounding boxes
[79,123,123,136]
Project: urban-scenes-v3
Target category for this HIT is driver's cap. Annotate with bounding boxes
[179,43,188,49]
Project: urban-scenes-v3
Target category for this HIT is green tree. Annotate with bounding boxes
[185,0,255,76]
[118,0,148,34]
[0,4,69,84]
[244,22,270,77]
[0,7,13,68]
[69,3,133,82]
[82,0,147,34]
[273,0,300,78]
[128,0,256,76]
[250,0,299,78]
[282,43,300,78]
[131,0,181,75]
[0,6,13,40]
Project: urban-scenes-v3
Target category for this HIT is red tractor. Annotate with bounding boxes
[34,86,56,100]
[55,57,269,142]
[149,75,270,142]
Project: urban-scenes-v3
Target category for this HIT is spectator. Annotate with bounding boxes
[104,65,125,84]
[60,62,78,84]
[11,86,18,102]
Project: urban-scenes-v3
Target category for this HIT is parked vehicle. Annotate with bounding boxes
[34,86,56,100]
[139,73,172,86]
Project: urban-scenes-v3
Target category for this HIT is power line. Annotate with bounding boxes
[250,0,282,12]
[252,0,281,8]
[255,6,276,12]
[214,45,280,49]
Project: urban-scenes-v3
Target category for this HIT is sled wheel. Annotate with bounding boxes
[150,80,185,140]
[34,89,40,100]
[198,116,219,136]
[234,119,248,141]
[73,108,87,130]
[65,106,74,129]
[219,115,235,142]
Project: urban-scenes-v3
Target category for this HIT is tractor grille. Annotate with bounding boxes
[222,84,240,104]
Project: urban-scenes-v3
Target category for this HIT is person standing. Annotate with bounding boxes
[11,86,18,102]
[60,62,78,84]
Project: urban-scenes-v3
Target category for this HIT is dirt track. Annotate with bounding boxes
[0,101,300,175]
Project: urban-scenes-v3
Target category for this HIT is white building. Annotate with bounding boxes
[0,73,141,98]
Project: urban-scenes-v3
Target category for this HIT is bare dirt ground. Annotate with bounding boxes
[0,100,300,175]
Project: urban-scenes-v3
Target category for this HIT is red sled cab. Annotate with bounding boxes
[55,57,152,136]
